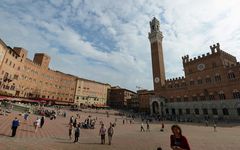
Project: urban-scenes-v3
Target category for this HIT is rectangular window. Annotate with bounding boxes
[172,109,176,115]
[222,108,229,116]
[203,108,208,115]
[178,109,182,115]
[237,108,240,116]
[212,108,218,115]
[209,95,215,100]
[166,108,169,114]
[194,109,199,115]
[186,108,190,114]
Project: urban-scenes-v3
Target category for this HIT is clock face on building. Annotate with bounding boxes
[154,77,160,83]
[197,63,205,71]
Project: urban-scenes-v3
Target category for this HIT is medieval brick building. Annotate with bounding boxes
[148,17,240,121]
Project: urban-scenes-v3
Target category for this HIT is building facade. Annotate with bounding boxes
[0,39,111,105]
[147,17,240,121]
[74,78,111,107]
[0,40,23,96]
[138,90,154,112]
[108,86,136,108]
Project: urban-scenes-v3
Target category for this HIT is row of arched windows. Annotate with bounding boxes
[167,90,240,102]
[165,108,240,116]
[167,71,239,89]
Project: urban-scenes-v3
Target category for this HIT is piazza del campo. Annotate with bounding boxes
[0,1,240,150]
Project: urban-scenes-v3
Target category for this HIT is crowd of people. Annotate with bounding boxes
[8,105,226,150]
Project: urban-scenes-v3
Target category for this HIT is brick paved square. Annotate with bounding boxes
[0,109,240,150]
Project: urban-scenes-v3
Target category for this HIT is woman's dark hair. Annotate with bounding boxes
[171,124,182,136]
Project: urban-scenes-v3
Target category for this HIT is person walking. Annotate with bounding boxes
[160,122,164,132]
[108,123,114,145]
[11,117,20,137]
[73,118,77,128]
[99,123,106,144]
[23,112,29,121]
[74,125,80,143]
[170,124,190,150]
[40,116,45,128]
[146,121,150,132]
[213,121,217,132]
[69,123,73,139]
[34,117,41,133]
[140,122,145,132]
[70,116,74,124]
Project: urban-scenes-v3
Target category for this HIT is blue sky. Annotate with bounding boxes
[0,0,240,91]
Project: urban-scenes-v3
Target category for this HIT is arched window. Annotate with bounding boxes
[228,71,235,80]
[209,92,215,100]
[215,74,221,82]
[200,93,206,101]
[176,97,181,102]
[197,77,203,85]
[183,96,188,101]
[218,91,226,100]
[205,75,212,83]
[232,90,240,99]
[192,95,198,101]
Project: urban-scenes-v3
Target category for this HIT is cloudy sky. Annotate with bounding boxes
[0,0,240,91]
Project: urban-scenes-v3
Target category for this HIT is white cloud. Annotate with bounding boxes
[0,0,240,91]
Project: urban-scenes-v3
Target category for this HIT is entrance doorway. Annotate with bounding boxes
[152,101,159,114]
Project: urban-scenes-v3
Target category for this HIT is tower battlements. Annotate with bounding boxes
[182,43,236,64]
[166,76,185,82]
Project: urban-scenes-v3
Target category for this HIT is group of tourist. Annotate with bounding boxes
[12,107,224,150]
[68,114,115,145]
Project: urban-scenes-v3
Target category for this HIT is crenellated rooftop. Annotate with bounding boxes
[182,43,236,64]
[165,76,185,82]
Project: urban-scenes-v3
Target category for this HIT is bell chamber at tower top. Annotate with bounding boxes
[148,17,163,43]
[150,17,160,33]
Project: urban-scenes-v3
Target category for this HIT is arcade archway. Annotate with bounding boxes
[152,101,159,114]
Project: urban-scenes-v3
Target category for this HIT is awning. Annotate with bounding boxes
[0,96,10,100]
[55,101,72,105]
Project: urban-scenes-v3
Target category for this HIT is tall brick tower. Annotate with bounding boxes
[148,17,165,92]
